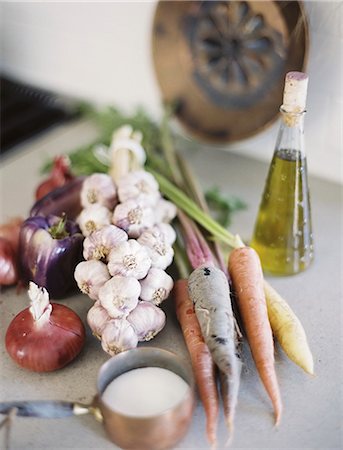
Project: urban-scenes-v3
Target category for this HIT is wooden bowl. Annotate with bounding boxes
[152,1,309,143]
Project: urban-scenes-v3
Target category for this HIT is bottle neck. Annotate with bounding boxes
[275,108,306,156]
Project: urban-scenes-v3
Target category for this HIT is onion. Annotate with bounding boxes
[0,237,18,286]
[5,283,85,372]
[0,217,23,253]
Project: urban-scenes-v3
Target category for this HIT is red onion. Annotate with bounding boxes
[0,217,23,253]
[0,237,18,286]
[5,283,85,372]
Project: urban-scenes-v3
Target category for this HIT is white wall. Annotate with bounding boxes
[1,1,342,184]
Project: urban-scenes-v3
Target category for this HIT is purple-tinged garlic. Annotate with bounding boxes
[98,276,140,318]
[81,173,117,210]
[83,224,128,262]
[153,223,177,245]
[127,301,166,342]
[155,198,177,223]
[77,204,111,237]
[140,268,174,305]
[74,260,111,301]
[107,239,151,279]
[87,302,111,340]
[101,319,138,356]
[112,200,155,238]
[117,170,160,206]
[138,231,174,270]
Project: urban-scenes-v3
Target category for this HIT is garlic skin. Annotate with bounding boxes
[77,204,111,237]
[101,319,138,356]
[155,198,177,223]
[127,301,166,341]
[140,268,174,305]
[138,231,174,270]
[87,302,111,340]
[74,260,111,301]
[108,239,151,279]
[153,223,177,245]
[83,224,128,262]
[81,173,117,210]
[117,170,160,206]
[112,200,155,238]
[98,276,140,318]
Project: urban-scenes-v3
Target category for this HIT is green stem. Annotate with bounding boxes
[48,215,69,240]
[149,169,244,249]
[173,238,191,280]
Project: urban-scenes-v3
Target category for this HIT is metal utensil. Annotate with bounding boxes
[0,347,194,450]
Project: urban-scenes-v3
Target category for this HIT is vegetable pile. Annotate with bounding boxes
[1,104,314,448]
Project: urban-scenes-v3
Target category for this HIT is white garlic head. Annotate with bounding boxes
[152,223,177,245]
[140,268,174,305]
[112,200,155,238]
[127,301,166,341]
[155,198,177,223]
[117,170,160,206]
[83,224,128,262]
[87,302,111,340]
[98,276,140,318]
[74,260,111,301]
[138,230,174,270]
[108,239,151,279]
[81,173,117,210]
[77,204,111,237]
[101,319,138,356]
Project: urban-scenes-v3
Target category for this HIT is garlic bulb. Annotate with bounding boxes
[101,319,138,356]
[98,276,140,318]
[83,224,128,262]
[108,239,151,279]
[140,268,174,305]
[74,260,110,301]
[155,198,177,223]
[81,173,117,209]
[117,170,160,206]
[153,223,177,245]
[112,200,155,238]
[77,204,111,237]
[138,231,174,270]
[127,301,166,341]
[87,302,111,340]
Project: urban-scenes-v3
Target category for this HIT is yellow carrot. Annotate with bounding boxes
[264,281,314,375]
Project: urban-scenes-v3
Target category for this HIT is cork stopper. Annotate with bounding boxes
[282,71,308,113]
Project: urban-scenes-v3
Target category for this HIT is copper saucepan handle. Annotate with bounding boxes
[0,400,102,421]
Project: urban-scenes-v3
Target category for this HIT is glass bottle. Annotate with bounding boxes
[251,72,313,275]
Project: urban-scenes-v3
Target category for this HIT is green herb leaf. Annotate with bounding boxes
[205,186,246,227]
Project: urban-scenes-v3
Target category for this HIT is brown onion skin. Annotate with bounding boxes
[5,303,85,372]
[0,217,23,254]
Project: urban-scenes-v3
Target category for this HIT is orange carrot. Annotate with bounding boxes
[174,279,219,446]
[228,247,282,425]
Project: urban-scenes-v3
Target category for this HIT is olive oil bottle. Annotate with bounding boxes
[251,72,313,275]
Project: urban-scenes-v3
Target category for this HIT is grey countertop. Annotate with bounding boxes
[0,120,342,449]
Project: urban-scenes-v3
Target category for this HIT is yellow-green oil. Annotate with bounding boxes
[251,149,313,275]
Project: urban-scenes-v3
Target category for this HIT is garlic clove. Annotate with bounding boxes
[127,301,166,342]
[155,198,177,223]
[137,231,174,270]
[81,173,117,210]
[83,224,128,262]
[140,268,174,305]
[101,319,138,355]
[112,200,155,238]
[87,302,111,340]
[77,204,111,237]
[117,170,160,206]
[74,260,111,301]
[108,239,151,279]
[98,276,140,318]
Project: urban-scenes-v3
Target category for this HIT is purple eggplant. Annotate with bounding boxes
[19,215,84,298]
[30,177,85,220]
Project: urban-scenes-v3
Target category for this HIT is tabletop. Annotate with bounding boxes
[0,119,342,449]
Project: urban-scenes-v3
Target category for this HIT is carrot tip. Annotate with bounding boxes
[274,413,282,428]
